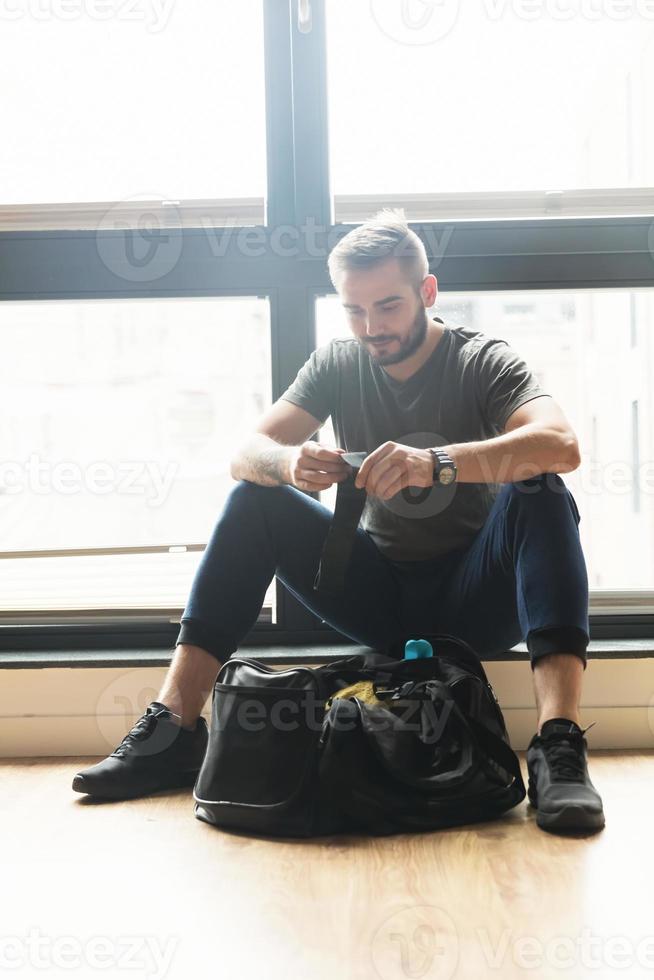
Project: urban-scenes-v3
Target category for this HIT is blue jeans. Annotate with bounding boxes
[176,473,590,670]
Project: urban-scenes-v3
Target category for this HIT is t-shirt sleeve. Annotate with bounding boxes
[475,338,550,434]
[279,342,334,425]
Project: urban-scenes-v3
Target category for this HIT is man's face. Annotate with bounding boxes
[338,258,430,367]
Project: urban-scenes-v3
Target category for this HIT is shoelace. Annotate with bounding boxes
[540,722,596,782]
[111,711,161,758]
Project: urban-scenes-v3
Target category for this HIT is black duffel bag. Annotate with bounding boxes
[193,632,526,838]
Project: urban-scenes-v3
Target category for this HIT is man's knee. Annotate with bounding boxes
[508,472,577,512]
[226,479,304,525]
[499,473,582,537]
[229,479,293,500]
[510,471,564,496]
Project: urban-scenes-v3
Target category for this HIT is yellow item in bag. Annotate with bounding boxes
[325,680,386,711]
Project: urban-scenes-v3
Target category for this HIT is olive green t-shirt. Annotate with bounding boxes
[280,318,550,562]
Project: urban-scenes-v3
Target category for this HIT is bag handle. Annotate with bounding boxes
[467,717,526,795]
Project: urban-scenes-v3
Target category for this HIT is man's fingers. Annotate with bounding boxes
[302,455,349,473]
[308,444,347,461]
[295,444,351,489]
[298,468,348,488]
[304,463,348,476]
[299,476,335,490]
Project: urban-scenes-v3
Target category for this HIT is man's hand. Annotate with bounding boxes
[288,440,350,492]
[354,442,433,500]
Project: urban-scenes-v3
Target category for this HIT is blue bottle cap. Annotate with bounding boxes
[404,639,434,660]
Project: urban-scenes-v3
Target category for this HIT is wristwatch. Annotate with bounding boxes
[428,448,457,486]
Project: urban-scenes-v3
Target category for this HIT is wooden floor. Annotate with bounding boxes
[3,752,654,980]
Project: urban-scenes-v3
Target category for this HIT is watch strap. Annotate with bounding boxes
[429,448,456,483]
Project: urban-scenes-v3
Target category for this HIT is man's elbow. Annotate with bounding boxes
[553,430,581,474]
[230,452,244,481]
[230,434,262,480]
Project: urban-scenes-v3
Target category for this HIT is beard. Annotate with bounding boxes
[359,302,430,367]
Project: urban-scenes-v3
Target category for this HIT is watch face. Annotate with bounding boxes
[438,467,456,486]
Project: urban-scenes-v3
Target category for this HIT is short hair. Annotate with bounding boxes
[327,208,429,294]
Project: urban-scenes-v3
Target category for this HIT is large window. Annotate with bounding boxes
[0,0,266,212]
[0,296,276,617]
[0,0,652,647]
[316,289,654,594]
[326,1,654,219]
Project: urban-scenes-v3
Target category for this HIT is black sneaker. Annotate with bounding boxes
[72,702,208,800]
[526,717,605,833]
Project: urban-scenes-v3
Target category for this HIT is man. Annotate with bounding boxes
[73,209,604,835]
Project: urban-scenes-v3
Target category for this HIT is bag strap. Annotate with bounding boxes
[467,717,526,794]
[313,473,367,596]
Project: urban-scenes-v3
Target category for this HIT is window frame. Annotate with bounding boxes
[0,0,652,651]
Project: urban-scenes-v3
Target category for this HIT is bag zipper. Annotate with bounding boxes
[214,682,314,696]
[217,657,326,700]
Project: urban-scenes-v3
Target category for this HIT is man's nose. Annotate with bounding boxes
[364,313,385,336]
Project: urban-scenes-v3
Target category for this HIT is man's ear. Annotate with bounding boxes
[421,273,438,308]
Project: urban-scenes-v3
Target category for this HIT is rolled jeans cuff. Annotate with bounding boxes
[175,618,235,664]
[527,626,589,671]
